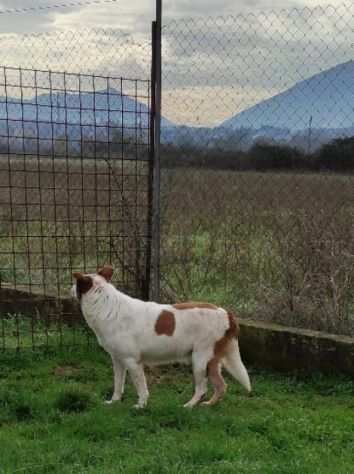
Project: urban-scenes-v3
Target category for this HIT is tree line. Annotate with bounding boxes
[161,136,354,173]
[1,131,354,173]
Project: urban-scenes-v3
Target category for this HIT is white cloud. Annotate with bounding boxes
[52,0,153,32]
[0,1,353,125]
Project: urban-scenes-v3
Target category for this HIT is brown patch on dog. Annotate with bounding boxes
[73,272,93,299]
[97,265,114,281]
[208,310,241,366]
[173,302,218,310]
[205,358,227,405]
[204,311,240,405]
[213,310,240,359]
[226,310,240,339]
[155,310,176,336]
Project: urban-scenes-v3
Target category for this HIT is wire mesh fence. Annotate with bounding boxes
[2,3,354,350]
[0,65,153,350]
[159,4,354,336]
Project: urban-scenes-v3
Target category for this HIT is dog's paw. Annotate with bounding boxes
[104,398,121,405]
[183,401,195,409]
[200,400,219,407]
[133,402,147,409]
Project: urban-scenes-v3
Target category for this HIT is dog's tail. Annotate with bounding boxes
[223,315,251,393]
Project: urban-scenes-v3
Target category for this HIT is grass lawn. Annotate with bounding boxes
[0,347,354,474]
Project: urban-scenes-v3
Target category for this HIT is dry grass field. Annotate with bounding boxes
[0,156,150,296]
[161,169,354,335]
[1,154,354,335]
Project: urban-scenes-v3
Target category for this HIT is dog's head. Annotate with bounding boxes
[71,265,114,300]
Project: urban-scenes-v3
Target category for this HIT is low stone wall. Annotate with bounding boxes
[1,286,354,375]
[0,287,82,324]
[239,319,354,376]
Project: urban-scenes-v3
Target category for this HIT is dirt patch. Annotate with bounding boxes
[54,366,81,377]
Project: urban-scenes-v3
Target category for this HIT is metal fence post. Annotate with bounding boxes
[150,0,162,301]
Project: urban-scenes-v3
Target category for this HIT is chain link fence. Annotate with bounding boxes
[160,4,354,336]
[1,3,354,350]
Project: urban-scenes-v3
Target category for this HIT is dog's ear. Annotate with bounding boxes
[73,272,84,280]
[97,265,114,282]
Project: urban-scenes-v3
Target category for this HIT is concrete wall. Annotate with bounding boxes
[1,287,354,375]
[239,319,354,376]
[0,287,82,324]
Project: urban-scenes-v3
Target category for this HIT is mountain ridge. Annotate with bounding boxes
[220,59,354,132]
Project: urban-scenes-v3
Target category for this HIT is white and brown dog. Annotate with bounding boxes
[72,265,251,408]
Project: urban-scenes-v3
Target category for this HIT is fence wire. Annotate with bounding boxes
[0,65,152,350]
[2,3,354,350]
[159,4,354,336]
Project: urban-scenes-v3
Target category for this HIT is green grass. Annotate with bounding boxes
[1,348,354,474]
[1,313,93,350]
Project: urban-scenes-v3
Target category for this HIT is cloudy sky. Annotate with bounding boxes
[0,0,352,125]
[0,0,343,34]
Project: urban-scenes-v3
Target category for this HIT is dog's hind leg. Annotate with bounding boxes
[202,358,227,406]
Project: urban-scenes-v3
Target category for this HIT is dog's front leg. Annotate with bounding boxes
[124,359,149,408]
[105,355,127,404]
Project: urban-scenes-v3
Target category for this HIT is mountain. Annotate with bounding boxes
[161,60,354,152]
[220,60,354,132]
[0,87,174,146]
[1,60,354,154]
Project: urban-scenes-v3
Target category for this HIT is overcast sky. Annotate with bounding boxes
[0,0,352,125]
[0,0,344,33]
